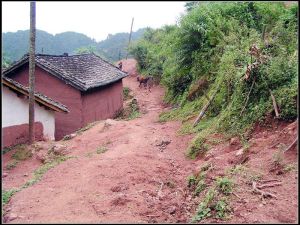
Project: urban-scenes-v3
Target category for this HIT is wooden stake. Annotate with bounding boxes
[269,89,279,117]
[193,85,221,127]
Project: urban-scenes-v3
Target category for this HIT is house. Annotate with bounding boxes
[2,77,69,148]
[2,53,128,140]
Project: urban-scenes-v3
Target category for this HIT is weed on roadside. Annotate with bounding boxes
[216,177,234,195]
[2,189,18,207]
[11,145,32,161]
[5,160,19,170]
[123,87,133,100]
[96,146,107,154]
[22,156,72,189]
[76,122,98,135]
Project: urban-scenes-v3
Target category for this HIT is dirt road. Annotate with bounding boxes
[3,59,298,223]
[3,59,196,223]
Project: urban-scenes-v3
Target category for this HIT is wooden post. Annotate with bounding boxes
[29,1,36,144]
[269,89,279,117]
[193,84,221,127]
[126,17,134,59]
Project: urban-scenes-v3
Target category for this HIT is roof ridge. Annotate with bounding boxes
[90,52,127,73]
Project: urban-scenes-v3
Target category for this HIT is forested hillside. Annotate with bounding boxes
[130,2,298,158]
[2,28,146,64]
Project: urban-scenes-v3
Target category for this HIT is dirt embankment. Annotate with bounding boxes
[2,59,298,223]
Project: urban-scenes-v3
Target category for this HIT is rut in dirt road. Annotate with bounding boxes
[3,60,197,223]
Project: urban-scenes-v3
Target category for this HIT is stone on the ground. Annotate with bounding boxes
[105,119,117,126]
[63,133,76,140]
[51,144,68,155]
[6,213,18,221]
[35,151,47,163]
[235,148,244,156]
[2,172,8,178]
[230,137,240,146]
[167,206,176,214]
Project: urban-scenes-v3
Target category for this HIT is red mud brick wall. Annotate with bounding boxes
[2,122,43,148]
[81,80,123,126]
[8,65,82,140]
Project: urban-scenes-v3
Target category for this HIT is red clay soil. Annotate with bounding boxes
[2,59,298,223]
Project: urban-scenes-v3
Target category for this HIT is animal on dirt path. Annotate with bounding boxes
[137,75,154,92]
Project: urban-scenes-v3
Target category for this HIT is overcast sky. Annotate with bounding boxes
[2,1,187,42]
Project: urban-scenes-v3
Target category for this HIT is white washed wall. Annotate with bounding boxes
[2,86,55,140]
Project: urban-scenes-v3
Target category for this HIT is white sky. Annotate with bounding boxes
[2,1,187,42]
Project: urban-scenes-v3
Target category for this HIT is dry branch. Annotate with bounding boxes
[284,137,298,153]
[259,179,281,183]
[240,78,256,116]
[257,182,282,189]
[252,181,277,199]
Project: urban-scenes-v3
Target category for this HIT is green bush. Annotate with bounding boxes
[131,2,298,157]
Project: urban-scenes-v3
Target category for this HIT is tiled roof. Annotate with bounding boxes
[2,53,128,91]
[2,77,69,113]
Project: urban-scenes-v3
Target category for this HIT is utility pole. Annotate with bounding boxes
[29,1,36,144]
[126,17,134,59]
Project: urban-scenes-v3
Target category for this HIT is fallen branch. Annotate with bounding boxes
[269,89,279,117]
[257,182,282,189]
[284,137,298,153]
[193,85,221,127]
[240,77,256,116]
[259,179,281,183]
[252,181,277,199]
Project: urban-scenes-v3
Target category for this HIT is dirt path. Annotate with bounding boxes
[3,59,196,223]
[3,59,298,223]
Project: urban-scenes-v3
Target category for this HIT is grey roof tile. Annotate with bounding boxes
[3,53,128,91]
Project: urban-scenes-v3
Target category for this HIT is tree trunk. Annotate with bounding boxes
[29,1,36,144]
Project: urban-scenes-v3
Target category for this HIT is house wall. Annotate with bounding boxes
[81,80,123,126]
[2,86,53,148]
[9,65,82,140]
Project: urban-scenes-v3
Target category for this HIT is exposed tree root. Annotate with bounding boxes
[252,181,277,199]
[257,182,282,189]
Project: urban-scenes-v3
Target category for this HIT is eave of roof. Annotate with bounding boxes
[2,77,69,113]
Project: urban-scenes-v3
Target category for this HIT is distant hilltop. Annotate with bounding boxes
[2,28,146,63]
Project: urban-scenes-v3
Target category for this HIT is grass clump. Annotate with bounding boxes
[11,145,32,161]
[216,177,234,195]
[76,122,98,135]
[192,183,232,222]
[5,160,19,170]
[96,146,108,154]
[123,87,133,100]
[187,163,213,196]
[22,156,71,189]
[2,189,18,207]
[186,135,210,159]
[116,98,141,120]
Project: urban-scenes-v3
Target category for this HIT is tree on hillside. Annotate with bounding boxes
[184,1,201,11]
[2,51,11,68]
